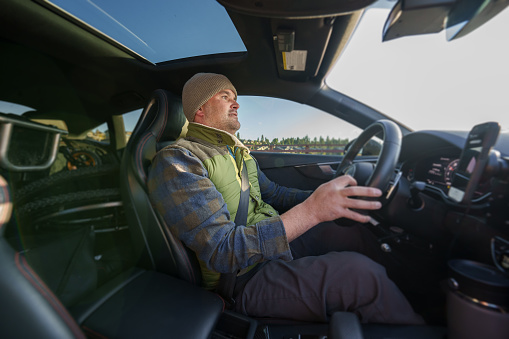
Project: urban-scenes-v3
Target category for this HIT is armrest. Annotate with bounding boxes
[328,312,364,339]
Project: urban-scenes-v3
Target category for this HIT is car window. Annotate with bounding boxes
[0,99,110,142]
[0,99,115,175]
[119,97,381,156]
[122,108,143,142]
[85,122,109,142]
[46,0,246,64]
[0,100,34,115]
[236,96,365,155]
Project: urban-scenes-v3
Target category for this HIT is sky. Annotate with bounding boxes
[235,96,363,141]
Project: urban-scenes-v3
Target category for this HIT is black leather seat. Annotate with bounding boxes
[119,89,202,285]
[0,174,86,338]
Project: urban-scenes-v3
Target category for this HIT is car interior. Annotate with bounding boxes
[1,0,509,338]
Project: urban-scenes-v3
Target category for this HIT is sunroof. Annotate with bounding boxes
[44,0,246,64]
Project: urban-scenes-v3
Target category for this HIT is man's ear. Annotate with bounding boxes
[193,107,205,122]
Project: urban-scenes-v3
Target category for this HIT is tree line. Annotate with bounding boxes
[237,133,349,146]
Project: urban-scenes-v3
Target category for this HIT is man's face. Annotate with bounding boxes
[199,89,240,135]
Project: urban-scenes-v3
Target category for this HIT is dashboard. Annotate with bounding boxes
[398,129,509,202]
[404,153,492,201]
[388,129,509,243]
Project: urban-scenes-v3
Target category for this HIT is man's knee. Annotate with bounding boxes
[327,251,389,286]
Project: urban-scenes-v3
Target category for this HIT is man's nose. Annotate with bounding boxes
[232,100,239,109]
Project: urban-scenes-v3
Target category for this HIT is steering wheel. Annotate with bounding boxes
[335,119,402,192]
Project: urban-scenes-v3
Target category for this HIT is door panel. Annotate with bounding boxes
[252,152,341,190]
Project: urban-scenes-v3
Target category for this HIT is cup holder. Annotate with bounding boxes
[447,259,509,339]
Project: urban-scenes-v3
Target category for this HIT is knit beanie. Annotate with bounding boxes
[182,73,237,122]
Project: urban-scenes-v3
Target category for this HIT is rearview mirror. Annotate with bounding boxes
[445,0,509,40]
[382,0,509,41]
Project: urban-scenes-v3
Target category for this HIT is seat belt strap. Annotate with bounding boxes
[216,159,250,308]
[235,159,250,225]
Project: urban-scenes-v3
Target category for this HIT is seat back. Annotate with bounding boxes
[119,89,202,285]
[0,174,86,338]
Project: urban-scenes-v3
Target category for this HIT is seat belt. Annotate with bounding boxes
[216,159,250,308]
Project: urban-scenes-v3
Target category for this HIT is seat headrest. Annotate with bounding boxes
[126,89,187,185]
[130,89,187,146]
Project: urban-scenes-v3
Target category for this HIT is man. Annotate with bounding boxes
[148,73,423,324]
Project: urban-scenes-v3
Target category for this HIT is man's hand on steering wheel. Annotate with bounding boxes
[281,175,382,241]
[303,175,383,225]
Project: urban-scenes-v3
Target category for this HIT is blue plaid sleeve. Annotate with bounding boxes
[147,147,292,274]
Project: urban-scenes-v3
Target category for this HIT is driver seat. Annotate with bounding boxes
[119,89,202,285]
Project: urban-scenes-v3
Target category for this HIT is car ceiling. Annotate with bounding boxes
[0,0,381,134]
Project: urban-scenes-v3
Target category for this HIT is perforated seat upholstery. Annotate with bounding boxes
[119,89,202,285]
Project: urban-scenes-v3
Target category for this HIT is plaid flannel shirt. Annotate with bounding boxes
[148,146,312,274]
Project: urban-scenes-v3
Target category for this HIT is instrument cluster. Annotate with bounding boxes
[406,155,458,192]
[405,153,492,200]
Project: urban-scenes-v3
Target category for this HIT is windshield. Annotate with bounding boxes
[327,3,509,132]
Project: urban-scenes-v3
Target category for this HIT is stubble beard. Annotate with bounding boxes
[225,110,241,135]
[205,108,241,135]
[226,120,241,135]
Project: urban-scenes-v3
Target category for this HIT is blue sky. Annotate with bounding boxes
[50,0,245,63]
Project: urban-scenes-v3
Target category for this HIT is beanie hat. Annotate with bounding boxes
[182,73,237,122]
